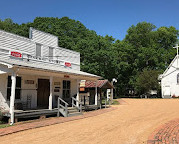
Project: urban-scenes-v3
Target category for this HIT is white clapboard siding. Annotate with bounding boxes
[30,28,58,47]
[0,30,35,55]
[0,28,80,70]
[55,47,80,65]
[42,45,49,57]
[0,48,80,71]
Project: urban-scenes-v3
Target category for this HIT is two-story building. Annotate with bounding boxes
[0,28,101,124]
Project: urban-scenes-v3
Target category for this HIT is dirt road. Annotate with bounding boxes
[0,99,178,144]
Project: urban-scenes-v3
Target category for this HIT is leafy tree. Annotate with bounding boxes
[135,69,160,95]
[0,18,178,97]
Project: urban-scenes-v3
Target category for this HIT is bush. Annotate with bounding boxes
[172,95,179,98]
[112,100,119,105]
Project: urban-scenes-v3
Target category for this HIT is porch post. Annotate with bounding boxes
[111,80,114,101]
[95,81,98,105]
[49,76,53,110]
[76,79,79,107]
[10,72,16,125]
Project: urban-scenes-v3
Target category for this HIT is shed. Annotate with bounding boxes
[79,80,114,106]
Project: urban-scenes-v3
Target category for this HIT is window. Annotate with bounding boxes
[49,47,54,59]
[7,76,21,100]
[63,80,71,98]
[177,73,179,84]
[36,44,41,57]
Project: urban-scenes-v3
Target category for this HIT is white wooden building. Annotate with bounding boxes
[160,54,179,98]
[0,28,101,124]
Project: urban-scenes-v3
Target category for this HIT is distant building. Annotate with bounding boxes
[160,55,179,98]
[79,80,114,106]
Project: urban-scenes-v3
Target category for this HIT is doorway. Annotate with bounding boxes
[62,80,71,104]
[37,79,50,108]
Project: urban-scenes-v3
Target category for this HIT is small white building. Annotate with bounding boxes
[0,28,101,124]
[160,55,179,98]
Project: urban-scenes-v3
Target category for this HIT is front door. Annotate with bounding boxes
[37,79,50,108]
[62,80,71,104]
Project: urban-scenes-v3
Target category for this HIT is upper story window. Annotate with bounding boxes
[49,47,54,60]
[177,73,179,84]
[36,44,41,57]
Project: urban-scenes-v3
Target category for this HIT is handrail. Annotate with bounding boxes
[72,97,82,104]
[72,97,82,113]
[57,97,69,117]
[59,97,69,106]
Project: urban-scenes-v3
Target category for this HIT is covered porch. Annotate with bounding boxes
[79,80,114,110]
[0,62,101,124]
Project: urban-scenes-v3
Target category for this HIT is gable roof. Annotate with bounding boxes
[161,55,178,78]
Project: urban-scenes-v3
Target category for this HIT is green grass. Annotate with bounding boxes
[0,123,10,129]
[111,100,119,105]
[101,100,119,105]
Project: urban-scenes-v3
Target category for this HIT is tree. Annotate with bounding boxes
[122,22,178,96]
[0,18,178,97]
[135,69,160,95]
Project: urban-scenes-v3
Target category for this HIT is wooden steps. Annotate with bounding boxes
[67,107,82,117]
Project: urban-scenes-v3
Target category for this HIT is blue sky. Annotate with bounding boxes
[0,0,179,40]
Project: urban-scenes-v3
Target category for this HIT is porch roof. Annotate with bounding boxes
[81,80,114,89]
[0,59,102,79]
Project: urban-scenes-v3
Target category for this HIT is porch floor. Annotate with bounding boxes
[5,108,58,118]
[82,105,100,110]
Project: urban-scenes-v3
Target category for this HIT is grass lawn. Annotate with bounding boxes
[0,124,10,129]
[101,99,119,105]
[112,100,119,105]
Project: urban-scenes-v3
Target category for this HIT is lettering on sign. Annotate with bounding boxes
[25,80,34,84]
[10,51,22,58]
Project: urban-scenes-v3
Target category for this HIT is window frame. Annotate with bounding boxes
[35,43,42,58]
[177,73,179,84]
[62,80,71,99]
[7,76,22,100]
[49,47,54,60]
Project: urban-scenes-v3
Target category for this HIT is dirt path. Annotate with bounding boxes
[0,99,178,144]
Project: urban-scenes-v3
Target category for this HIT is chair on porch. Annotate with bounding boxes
[22,95,32,110]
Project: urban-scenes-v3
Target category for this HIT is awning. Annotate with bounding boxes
[80,80,114,89]
[0,59,102,80]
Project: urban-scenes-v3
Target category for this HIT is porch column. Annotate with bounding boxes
[111,80,114,101]
[49,76,53,110]
[110,88,113,102]
[10,72,16,125]
[95,81,98,105]
[76,79,79,107]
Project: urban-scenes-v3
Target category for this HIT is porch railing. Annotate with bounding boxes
[72,97,82,113]
[57,97,69,117]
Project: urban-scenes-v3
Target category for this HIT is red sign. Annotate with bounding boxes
[11,51,22,58]
[65,62,71,67]
[64,75,70,78]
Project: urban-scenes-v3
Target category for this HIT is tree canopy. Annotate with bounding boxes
[0,17,178,96]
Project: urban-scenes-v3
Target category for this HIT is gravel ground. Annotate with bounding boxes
[0,99,178,144]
